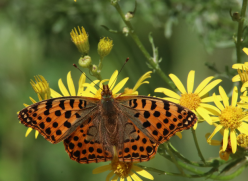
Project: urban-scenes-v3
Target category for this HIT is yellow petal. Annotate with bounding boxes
[210,116,220,122]
[106,171,115,181]
[25,128,33,137]
[240,122,248,131]
[84,83,98,94]
[67,71,76,96]
[240,96,248,102]
[92,165,111,174]
[162,97,180,104]
[108,70,118,90]
[241,82,248,92]
[196,107,212,125]
[78,73,86,96]
[169,74,186,94]
[219,86,229,107]
[50,88,62,98]
[29,97,37,104]
[133,71,152,92]
[201,95,222,102]
[58,79,70,96]
[120,178,124,181]
[154,88,181,99]
[230,129,237,153]
[207,124,223,143]
[176,132,182,139]
[222,128,229,151]
[199,103,221,115]
[231,86,238,107]
[205,133,221,145]
[243,47,248,55]
[237,123,248,134]
[232,74,241,82]
[237,102,248,109]
[198,79,222,98]
[187,70,195,94]
[126,176,132,181]
[35,130,39,139]
[112,77,129,94]
[37,94,42,101]
[130,171,142,181]
[232,63,245,69]
[194,76,214,94]
[23,103,29,107]
[213,93,224,111]
[132,165,154,180]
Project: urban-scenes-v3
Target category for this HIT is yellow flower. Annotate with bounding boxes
[207,86,248,153]
[84,70,152,99]
[24,75,51,138]
[98,37,113,58]
[93,157,154,181]
[70,26,89,55]
[155,70,222,129]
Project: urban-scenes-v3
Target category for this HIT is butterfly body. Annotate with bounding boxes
[18,84,197,164]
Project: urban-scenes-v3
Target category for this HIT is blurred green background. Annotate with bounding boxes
[1,0,248,180]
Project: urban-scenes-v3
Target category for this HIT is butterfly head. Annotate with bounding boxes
[101,84,113,99]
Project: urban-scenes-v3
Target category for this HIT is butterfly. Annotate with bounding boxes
[18,84,197,164]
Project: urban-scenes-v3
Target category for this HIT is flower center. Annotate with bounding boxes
[219,106,246,129]
[124,88,133,94]
[111,158,132,178]
[179,93,201,110]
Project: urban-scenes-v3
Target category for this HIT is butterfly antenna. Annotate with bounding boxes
[110,57,129,89]
[73,64,101,90]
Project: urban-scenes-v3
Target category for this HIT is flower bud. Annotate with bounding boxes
[98,37,113,58]
[30,75,51,100]
[78,56,92,68]
[123,27,129,36]
[125,12,134,21]
[70,26,90,55]
[91,64,98,74]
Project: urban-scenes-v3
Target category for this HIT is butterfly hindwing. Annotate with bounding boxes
[63,115,113,164]
[18,96,99,143]
[118,119,158,162]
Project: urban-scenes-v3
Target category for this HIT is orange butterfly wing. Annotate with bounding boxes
[18,94,197,164]
[18,96,99,143]
[63,115,113,164]
[116,96,197,162]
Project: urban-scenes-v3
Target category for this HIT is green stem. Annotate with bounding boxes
[235,0,247,63]
[191,128,206,163]
[111,2,177,91]
[169,142,217,167]
[138,161,245,180]
[164,142,185,176]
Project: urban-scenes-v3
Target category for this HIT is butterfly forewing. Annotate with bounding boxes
[18,96,99,143]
